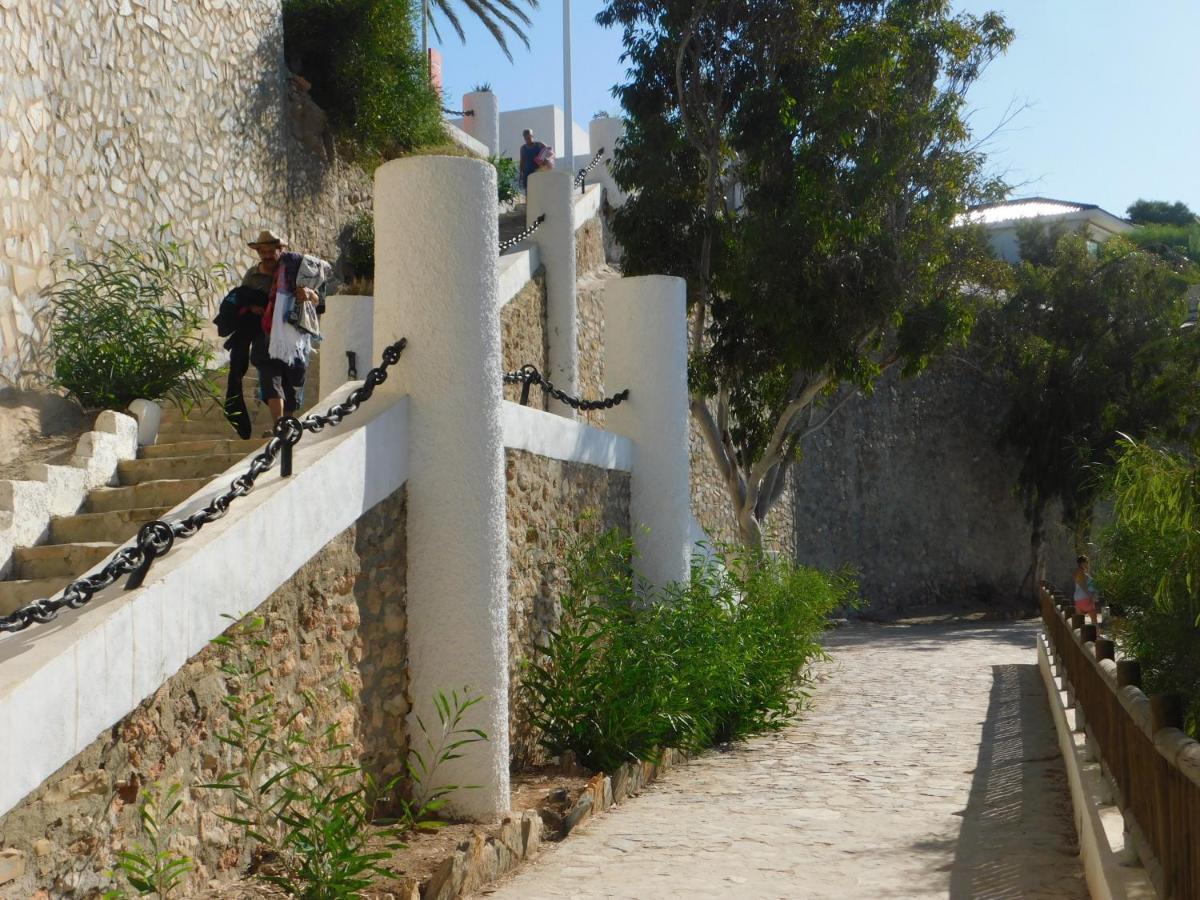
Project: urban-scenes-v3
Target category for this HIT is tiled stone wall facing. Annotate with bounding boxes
[504,449,630,768]
[575,276,607,430]
[501,271,548,410]
[0,1,371,386]
[0,486,409,899]
[575,216,605,277]
[790,361,1074,613]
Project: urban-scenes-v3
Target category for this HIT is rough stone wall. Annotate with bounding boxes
[575,217,605,277]
[790,361,1075,612]
[501,271,549,410]
[576,271,607,430]
[0,1,370,386]
[0,487,408,899]
[504,450,630,768]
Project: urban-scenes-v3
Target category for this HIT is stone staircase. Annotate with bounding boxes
[0,368,321,616]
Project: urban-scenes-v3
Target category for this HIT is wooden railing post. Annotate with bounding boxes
[1151,693,1184,733]
[1096,638,1115,661]
[1082,623,1098,644]
[1117,659,1142,688]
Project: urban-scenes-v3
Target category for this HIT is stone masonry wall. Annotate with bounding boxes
[501,271,549,411]
[0,487,408,898]
[505,450,630,769]
[0,1,370,386]
[790,361,1075,613]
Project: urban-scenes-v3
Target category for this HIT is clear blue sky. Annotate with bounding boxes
[435,0,1200,219]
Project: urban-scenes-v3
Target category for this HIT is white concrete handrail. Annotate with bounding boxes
[0,384,410,820]
[502,401,632,471]
[498,245,541,308]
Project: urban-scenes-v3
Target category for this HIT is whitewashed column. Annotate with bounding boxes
[587,116,626,206]
[604,275,691,590]
[373,156,509,820]
[463,90,500,157]
[526,169,578,419]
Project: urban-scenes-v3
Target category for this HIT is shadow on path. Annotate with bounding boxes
[919,662,1084,899]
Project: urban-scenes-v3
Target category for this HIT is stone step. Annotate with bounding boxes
[49,506,171,545]
[13,542,119,580]
[155,431,264,445]
[157,417,266,438]
[87,478,211,513]
[117,455,242,486]
[140,438,264,459]
[0,577,70,616]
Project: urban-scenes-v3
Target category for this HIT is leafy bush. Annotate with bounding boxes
[40,232,219,411]
[283,0,444,163]
[524,530,852,772]
[202,616,487,898]
[1094,441,1200,737]
[340,210,375,282]
[491,156,520,204]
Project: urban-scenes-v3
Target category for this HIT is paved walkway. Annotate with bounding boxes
[480,620,1087,899]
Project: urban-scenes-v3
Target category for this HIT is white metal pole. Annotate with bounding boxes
[562,0,574,169]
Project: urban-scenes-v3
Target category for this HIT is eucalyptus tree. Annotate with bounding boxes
[600,0,1012,548]
[977,225,1199,595]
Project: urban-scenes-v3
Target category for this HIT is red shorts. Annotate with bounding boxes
[1074,597,1096,614]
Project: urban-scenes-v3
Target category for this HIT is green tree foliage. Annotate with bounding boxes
[1127,199,1197,227]
[977,225,1199,594]
[283,0,444,162]
[1094,440,1200,737]
[424,0,539,63]
[599,0,1012,547]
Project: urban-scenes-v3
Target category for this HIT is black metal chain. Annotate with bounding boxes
[573,146,606,188]
[498,214,545,253]
[442,107,475,117]
[0,339,409,636]
[503,364,630,411]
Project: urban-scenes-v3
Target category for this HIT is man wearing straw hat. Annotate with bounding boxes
[243,228,310,430]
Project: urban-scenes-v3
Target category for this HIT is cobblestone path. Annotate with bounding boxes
[480,620,1087,899]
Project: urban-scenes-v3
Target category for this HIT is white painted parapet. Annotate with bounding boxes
[320,295,375,392]
[604,276,691,590]
[463,90,500,157]
[373,156,510,820]
[587,116,627,206]
[527,170,578,419]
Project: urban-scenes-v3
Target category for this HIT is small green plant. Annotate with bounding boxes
[524,529,853,771]
[340,210,375,283]
[202,616,488,897]
[37,229,220,411]
[471,82,493,93]
[103,783,195,898]
[490,155,520,205]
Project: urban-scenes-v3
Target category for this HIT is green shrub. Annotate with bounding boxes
[40,231,219,411]
[283,0,444,163]
[1094,441,1200,737]
[491,156,520,204]
[103,783,194,899]
[341,210,375,281]
[201,616,488,898]
[524,530,852,772]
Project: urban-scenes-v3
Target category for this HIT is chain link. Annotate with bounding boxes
[573,146,606,187]
[442,107,475,117]
[503,363,630,411]
[0,338,409,636]
[498,214,545,253]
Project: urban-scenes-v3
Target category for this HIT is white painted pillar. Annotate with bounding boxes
[373,156,509,820]
[463,90,500,157]
[604,276,691,590]
[587,116,627,206]
[526,169,578,419]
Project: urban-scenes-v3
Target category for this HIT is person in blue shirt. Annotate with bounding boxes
[518,128,550,192]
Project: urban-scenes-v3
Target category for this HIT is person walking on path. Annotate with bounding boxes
[1073,554,1100,629]
[518,128,553,192]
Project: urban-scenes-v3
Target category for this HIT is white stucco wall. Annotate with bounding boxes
[497,105,589,166]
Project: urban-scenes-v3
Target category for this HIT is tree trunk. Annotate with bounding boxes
[736,504,764,552]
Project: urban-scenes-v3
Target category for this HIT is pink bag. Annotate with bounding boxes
[535,145,555,169]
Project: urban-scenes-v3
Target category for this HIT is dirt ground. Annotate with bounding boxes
[0,390,89,480]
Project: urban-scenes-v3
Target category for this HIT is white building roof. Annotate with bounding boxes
[961,197,1129,231]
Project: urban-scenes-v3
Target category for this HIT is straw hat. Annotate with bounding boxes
[247,229,286,248]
